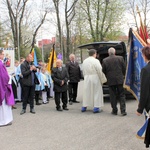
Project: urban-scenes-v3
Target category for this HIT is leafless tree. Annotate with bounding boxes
[52,0,62,52]
[30,11,48,51]
[64,0,78,61]
[2,0,50,59]
[5,0,28,59]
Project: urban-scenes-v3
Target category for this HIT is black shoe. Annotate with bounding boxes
[69,101,73,105]
[121,112,127,116]
[57,108,63,111]
[30,109,36,114]
[63,107,69,111]
[73,101,80,103]
[111,111,117,115]
[36,102,41,105]
[20,109,26,115]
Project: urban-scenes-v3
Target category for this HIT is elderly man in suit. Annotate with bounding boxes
[51,59,69,111]
[66,54,82,105]
[102,47,127,116]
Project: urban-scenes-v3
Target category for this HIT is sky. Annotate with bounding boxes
[0,0,146,41]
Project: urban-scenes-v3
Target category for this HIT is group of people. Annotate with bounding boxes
[0,45,150,129]
[51,54,82,111]
[81,48,127,115]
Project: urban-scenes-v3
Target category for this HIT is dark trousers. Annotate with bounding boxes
[12,80,17,99]
[19,78,24,100]
[109,84,126,113]
[47,88,50,98]
[35,91,40,103]
[22,85,35,110]
[68,82,78,102]
[54,91,68,109]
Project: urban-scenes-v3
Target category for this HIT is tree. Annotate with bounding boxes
[30,11,48,51]
[2,0,50,59]
[52,0,62,53]
[126,0,150,33]
[0,22,6,47]
[64,0,78,62]
[52,0,78,62]
[78,0,126,41]
[5,0,28,59]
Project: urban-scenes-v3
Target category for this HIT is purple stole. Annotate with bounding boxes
[0,60,15,106]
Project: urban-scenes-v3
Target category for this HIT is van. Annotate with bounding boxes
[78,41,134,99]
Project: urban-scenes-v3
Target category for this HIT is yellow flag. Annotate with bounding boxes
[47,44,57,73]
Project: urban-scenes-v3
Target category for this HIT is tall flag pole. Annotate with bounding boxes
[47,44,57,73]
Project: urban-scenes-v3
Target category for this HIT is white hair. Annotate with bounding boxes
[108,47,116,55]
[56,59,63,64]
[69,54,75,59]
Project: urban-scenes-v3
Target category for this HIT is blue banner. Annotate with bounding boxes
[124,30,148,139]
[34,48,38,66]
[124,31,146,101]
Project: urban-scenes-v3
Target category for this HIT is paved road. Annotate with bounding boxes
[0,81,147,150]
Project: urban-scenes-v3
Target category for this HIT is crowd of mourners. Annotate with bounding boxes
[1,45,150,148]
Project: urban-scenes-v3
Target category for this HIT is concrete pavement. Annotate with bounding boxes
[0,81,147,150]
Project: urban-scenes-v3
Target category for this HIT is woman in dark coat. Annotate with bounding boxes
[136,46,150,148]
[136,46,150,115]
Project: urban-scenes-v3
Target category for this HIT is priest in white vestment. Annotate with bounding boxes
[0,50,15,127]
[82,49,107,113]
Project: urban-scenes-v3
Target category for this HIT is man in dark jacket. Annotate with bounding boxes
[66,54,82,105]
[102,47,127,116]
[51,59,69,111]
[20,54,37,115]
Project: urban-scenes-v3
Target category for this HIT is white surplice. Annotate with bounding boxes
[0,99,13,126]
[0,75,13,126]
[82,56,107,108]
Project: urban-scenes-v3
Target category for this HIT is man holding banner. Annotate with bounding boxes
[136,46,150,116]
[124,28,150,147]
[124,28,146,101]
[136,46,150,148]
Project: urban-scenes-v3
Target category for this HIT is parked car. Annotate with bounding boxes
[77,41,134,99]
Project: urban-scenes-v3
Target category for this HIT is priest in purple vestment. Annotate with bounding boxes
[0,50,15,127]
